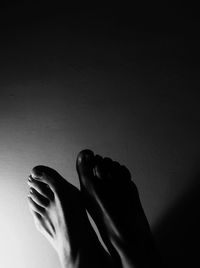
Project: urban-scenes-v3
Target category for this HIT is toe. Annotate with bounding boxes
[30,209,42,221]
[103,157,113,168]
[28,176,54,200]
[103,158,121,181]
[31,165,61,191]
[76,149,95,185]
[28,195,46,216]
[29,187,50,208]
[120,165,132,182]
[29,209,53,237]
[110,161,121,180]
[94,155,106,180]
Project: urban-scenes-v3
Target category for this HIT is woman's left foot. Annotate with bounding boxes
[27,165,113,268]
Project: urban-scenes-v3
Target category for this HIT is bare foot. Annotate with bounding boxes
[27,165,113,268]
[76,150,162,268]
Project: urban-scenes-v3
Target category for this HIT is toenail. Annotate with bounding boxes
[31,167,43,178]
[78,152,93,165]
[28,176,32,182]
[85,153,93,162]
[94,166,103,180]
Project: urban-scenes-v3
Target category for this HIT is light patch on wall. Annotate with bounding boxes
[0,179,26,268]
[0,217,25,268]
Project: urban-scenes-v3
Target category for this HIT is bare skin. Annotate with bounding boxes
[76,149,162,268]
[27,165,114,268]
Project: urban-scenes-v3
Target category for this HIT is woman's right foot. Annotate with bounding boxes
[76,149,161,268]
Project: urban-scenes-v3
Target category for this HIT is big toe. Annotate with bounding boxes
[31,165,62,191]
[31,165,45,179]
[76,149,95,185]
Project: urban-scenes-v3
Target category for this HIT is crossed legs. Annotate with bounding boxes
[27,150,161,268]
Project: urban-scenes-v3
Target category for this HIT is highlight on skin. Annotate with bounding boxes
[27,150,162,268]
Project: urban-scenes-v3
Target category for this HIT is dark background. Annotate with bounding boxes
[0,4,199,268]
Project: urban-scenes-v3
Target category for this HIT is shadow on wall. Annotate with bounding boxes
[154,168,200,268]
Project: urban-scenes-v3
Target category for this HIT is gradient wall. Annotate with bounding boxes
[0,6,199,268]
